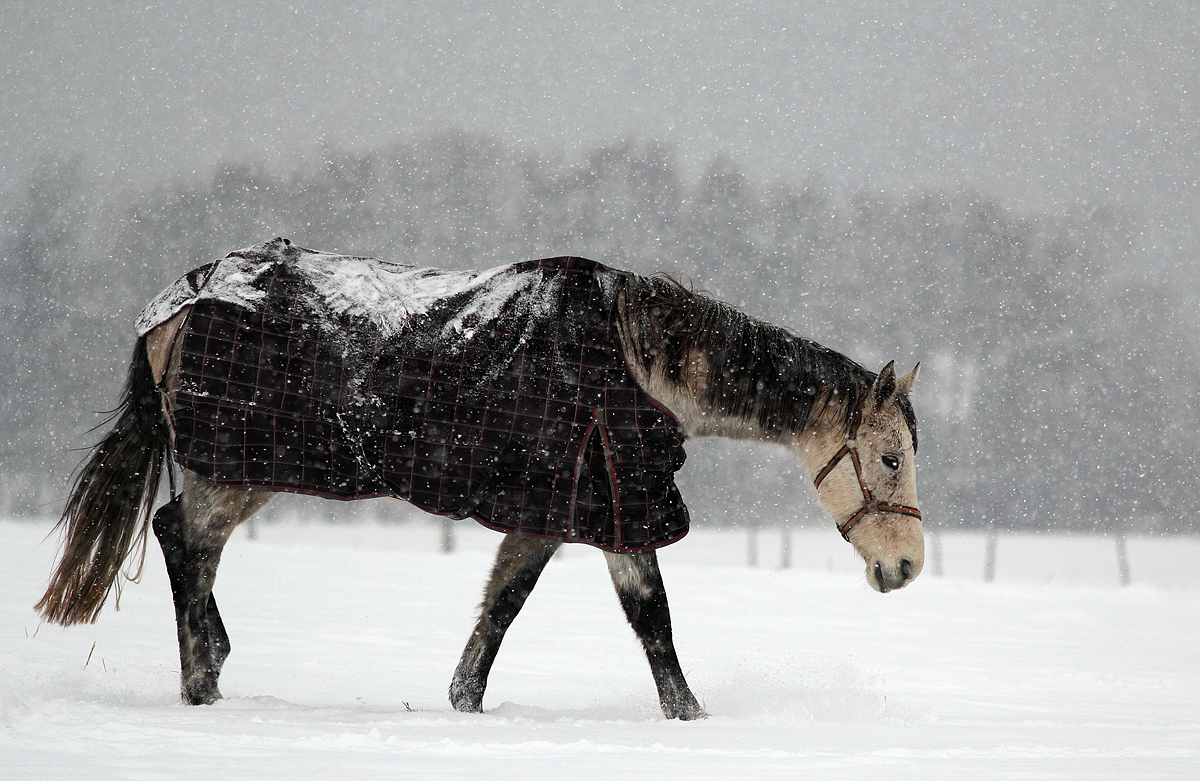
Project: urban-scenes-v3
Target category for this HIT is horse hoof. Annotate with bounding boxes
[182,678,222,706]
[671,705,708,721]
[448,679,485,713]
[662,694,707,721]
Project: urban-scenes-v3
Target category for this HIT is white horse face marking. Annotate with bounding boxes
[844,395,923,592]
[800,362,924,592]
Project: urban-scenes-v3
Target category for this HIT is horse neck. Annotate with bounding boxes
[616,276,870,456]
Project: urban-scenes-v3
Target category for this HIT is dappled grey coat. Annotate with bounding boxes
[136,238,689,552]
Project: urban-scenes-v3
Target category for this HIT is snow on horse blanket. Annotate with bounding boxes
[136,238,689,552]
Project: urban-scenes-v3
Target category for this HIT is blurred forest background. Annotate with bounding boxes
[2,134,1196,534]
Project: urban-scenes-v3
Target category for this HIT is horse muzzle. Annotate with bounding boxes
[869,555,921,592]
[846,512,925,593]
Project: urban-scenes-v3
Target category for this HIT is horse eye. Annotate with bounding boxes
[881,454,901,471]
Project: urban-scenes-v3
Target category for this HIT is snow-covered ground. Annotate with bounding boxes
[3,516,1198,779]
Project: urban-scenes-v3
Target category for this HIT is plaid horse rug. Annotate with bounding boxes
[137,238,690,552]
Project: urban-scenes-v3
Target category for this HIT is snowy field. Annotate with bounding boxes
[3,516,1199,780]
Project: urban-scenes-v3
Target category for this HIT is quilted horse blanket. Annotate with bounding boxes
[136,238,690,552]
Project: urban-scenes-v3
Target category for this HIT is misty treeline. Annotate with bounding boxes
[2,133,1196,533]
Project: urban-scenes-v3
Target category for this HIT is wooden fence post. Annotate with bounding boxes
[1115,534,1131,586]
[983,531,997,583]
[930,530,943,577]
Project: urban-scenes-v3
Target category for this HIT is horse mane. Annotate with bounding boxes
[621,273,917,450]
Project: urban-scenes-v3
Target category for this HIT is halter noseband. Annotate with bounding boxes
[812,418,923,541]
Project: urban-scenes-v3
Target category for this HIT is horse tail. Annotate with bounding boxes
[35,337,171,625]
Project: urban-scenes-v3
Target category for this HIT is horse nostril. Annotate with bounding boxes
[899,558,913,582]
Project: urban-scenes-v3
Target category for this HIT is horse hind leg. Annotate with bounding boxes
[153,496,222,705]
[604,549,706,720]
[450,534,560,713]
[153,470,273,705]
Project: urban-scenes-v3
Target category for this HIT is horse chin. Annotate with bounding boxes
[848,515,925,593]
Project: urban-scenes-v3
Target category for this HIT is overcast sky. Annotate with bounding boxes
[3,1,1196,266]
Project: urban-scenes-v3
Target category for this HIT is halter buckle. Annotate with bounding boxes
[814,435,921,542]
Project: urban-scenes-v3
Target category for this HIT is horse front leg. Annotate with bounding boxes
[604,549,706,720]
[450,534,560,713]
[153,472,272,705]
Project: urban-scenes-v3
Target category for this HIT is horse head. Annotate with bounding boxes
[802,361,924,592]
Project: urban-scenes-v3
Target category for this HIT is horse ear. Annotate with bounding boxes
[896,362,920,396]
[872,361,897,409]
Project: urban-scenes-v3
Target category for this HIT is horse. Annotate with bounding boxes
[35,238,923,720]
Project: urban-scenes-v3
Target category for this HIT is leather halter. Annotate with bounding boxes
[812,418,923,541]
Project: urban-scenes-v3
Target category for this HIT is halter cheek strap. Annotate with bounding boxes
[812,428,923,541]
